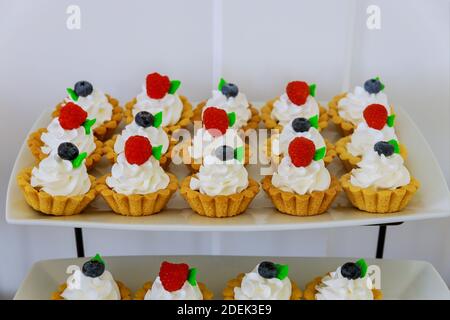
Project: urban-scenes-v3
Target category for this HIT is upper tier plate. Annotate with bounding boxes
[6,102,450,231]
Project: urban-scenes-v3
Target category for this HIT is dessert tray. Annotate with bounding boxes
[6,103,450,231]
[14,255,450,300]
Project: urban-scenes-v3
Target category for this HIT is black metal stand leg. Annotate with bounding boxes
[375,225,387,259]
[74,228,85,258]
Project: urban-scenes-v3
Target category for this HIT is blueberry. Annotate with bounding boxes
[74,81,93,97]
[292,117,311,133]
[258,261,278,279]
[374,141,394,157]
[58,142,79,161]
[215,145,235,161]
[82,260,105,278]
[364,78,382,94]
[135,111,154,128]
[221,83,239,99]
[340,262,361,280]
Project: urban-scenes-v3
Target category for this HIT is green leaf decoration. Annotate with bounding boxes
[314,146,326,161]
[388,139,400,154]
[355,259,368,278]
[234,146,244,162]
[218,78,227,91]
[187,268,198,286]
[308,114,319,129]
[152,145,163,160]
[66,87,78,102]
[275,264,289,280]
[309,83,317,97]
[375,76,385,91]
[91,253,105,265]
[72,152,87,169]
[153,111,163,128]
[227,112,236,127]
[168,80,181,94]
[82,118,96,135]
[386,114,395,127]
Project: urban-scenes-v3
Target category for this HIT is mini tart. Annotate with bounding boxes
[264,136,336,166]
[261,175,340,216]
[192,101,260,131]
[335,136,408,171]
[96,173,178,216]
[103,134,176,170]
[340,173,420,213]
[180,175,259,218]
[222,273,302,300]
[124,95,193,134]
[51,281,131,300]
[261,97,328,131]
[303,276,382,300]
[27,128,104,171]
[134,281,213,300]
[17,168,97,216]
[52,95,123,142]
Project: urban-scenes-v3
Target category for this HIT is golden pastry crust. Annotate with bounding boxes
[51,281,131,300]
[103,134,176,170]
[261,175,340,216]
[52,95,123,142]
[335,136,408,171]
[27,128,104,171]
[124,95,193,134]
[180,176,259,218]
[303,276,382,300]
[17,168,97,216]
[192,101,260,131]
[222,273,302,300]
[261,97,328,131]
[328,93,356,136]
[96,173,178,216]
[340,173,420,213]
[134,281,213,300]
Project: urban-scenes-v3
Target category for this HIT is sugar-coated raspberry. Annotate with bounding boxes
[363,104,388,130]
[124,135,152,165]
[146,72,171,99]
[288,137,316,167]
[203,107,228,137]
[59,102,88,130]
[286,81,309,106]
[159,261,189,292]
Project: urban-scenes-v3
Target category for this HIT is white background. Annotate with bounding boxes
[0,0,449,299]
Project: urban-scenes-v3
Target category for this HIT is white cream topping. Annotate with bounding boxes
[272,157,331,195]
[114,122,169,155]
[350,150,410,190]
[234,265,292,300]
[133,85,183,126]
[315,266,374,300]
[271,94,319,128]
[190,158,249,196]
[106,154,170,195]
[30,153,91,196]
[347,122,398,157]
[272,124,325,156]
[66,89,113,129]
[61,265,121,300]
[41,118,96,157]
[144,277,203,300]
[204,90,251,129]
[338,86,389,126]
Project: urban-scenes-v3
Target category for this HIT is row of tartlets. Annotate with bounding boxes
[52,254,380,300]
[18,73,419,218]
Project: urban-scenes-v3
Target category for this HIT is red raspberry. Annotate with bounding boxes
[203,107,229,137]
[288,137,316,167]
[159,261,189,292]
[146,72,171,99]
[363,104,388,130]
[59,102,88,130]
[124,135,152,165]
[286,81,309,106]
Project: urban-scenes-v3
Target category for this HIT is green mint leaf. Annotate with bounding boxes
[152,145,163,160]
[168,80,181,94]
[309,83,316,97]
[388,139,400,154]
[275,264,289,280]
[83,118,96,135]
[66,88,78,102]
[72,152,87,169]
[227,112,236,127]
[309,115,319,129]
[356,259,368,278]
[314,146,326,161]
[234,146,244,162]
[218,78,227,91]
[187,268,198,286]
[153,111,163,128]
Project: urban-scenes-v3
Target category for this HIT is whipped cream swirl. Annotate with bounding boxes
[347,122,398,157]
[31,153,91,196]
[272,124,325,156]
[144,277,203,300]
[114,122,169,155]
[204,90,251,128]
[271,94,319,127]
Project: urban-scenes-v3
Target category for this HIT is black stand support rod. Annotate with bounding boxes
[375,225,387,259]
[74,228,85,258]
